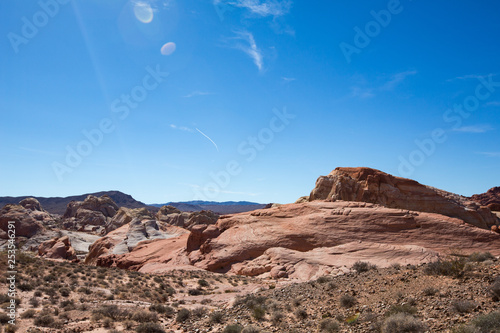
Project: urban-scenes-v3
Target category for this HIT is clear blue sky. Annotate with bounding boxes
[1,0,499,204]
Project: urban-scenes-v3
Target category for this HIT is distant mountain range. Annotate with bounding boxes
[0,191,154,215]
[0,192,268,215]
[151,201,267,214]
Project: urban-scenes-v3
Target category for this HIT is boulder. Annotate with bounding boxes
[156,205,218,230]
[106,207,152,233]
[38,236,77,261]
[63,195,119,231]
[0,204,44,238]
[470,186,500,212]
[309,167,498,229]
[19,197,43,211]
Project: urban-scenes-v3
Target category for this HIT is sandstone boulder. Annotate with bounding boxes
[471,186,500,212]
[309,167,498,229]
[38,236,77,261]
[105,207,152,233]
[156,205,218,230]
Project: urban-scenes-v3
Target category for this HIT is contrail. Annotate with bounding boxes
[196,128,219,152]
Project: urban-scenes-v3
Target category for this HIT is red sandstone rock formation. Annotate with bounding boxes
[471,186,500,212]
[309,167,498,229]
[38,236,77,261]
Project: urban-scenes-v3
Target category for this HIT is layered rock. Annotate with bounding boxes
[105,207,152,233]
[309,167,498,229]
[187,201,500,277]
[85,217,188,265]
[63,195,119,232]
[156,206,218,230]
[38,236,77,261]
[471,187,500,212]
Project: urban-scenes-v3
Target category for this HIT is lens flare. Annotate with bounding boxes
[161,42,176,55]
[134,2,153,23]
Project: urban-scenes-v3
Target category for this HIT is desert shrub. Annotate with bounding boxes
[252,306,266,320]
[490,278,500,301]
[0,312,10,324]
[317,276,331,284]
[20,309,37,319]
[422,287,438,296]
[18,282,34,291]
[391,263,401,270]
[192,307,206,318]
[382,313,426,333]
[123,320,134,329]
[241,326,260,333]
[33,290,42,297]
[149,304,173,316]
[59,287,71,297]
[352,261,376,273]
[92,304,129,321]
[131,310,158,323]
[135,322,165,333]
[468,252,494,262]
[234,294,267,310]
[176,308,190,322]
[320,318,340,332]
[102,317,114,328]
[470,311,500,332]
[4,324,18,333]
[271,311,284,325]
[295,308,308,320]
[198,279,209,287]
[452,300,475,313]
[34,314,55,327]
[188,288,202,296]
[425,258,467,278]
[210,311,224,323]
[340,294,357,308]
[223,324,243,333]
[385,304,417,317]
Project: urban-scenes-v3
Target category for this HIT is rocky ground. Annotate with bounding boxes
[1,251,499,333]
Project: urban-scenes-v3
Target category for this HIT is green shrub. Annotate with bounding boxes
[422,287,438,296]
[188,288,202,296]
[452,300,475,313]
[295,308,308,320]
[252,306,266,320]
[20,309,37,319]
[385,304,417,317]
[198,279,209,287]
[382,313,426,333]
[271,311,284,325]
[0,312,10,324]
[470,311,500,332]
[241,326,260,333]
[34,314,55,327]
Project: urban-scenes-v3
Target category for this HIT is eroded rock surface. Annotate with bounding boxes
[309,167,498,229]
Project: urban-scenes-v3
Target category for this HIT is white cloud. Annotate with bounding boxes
[215,0,292,17]
[282,77,296,82]
[170,124,194,132]
[380,70,417,91]
[183,91,213,98]
[231,31,263,71]
[448,73,497,82]
[452,125,493,133]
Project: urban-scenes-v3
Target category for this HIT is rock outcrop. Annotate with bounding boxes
[38,236,77,261]
[85,217,188,265]
[156,206,218,230]
[471,187,500,212]
[0,204,45,238]
[309,167,498,229]
[105,207,152,233]
[62,195,119,232]
[187,201,500,278]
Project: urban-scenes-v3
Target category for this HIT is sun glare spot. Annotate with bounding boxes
[133,2,154,23]
[161,42,176,55]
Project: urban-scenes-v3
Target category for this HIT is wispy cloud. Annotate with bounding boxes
[476,152,500,157]
[452,125,493,133]
[282,77,296,82]
[380,70,417,91]
[196,128,219,152]
[183,91,214,98]
[215,0,292,17]
[230,31,263,71]
[169,124,194,132]
[447,73,497,82]
[350,70,417,99]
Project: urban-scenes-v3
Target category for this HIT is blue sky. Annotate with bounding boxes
[1,0,499,204]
